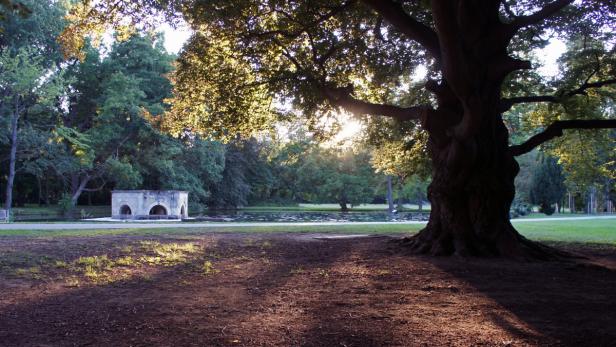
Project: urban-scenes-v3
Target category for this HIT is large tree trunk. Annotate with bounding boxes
[397,1,566,259]
[402,117,554,258]
[4,106,19,219]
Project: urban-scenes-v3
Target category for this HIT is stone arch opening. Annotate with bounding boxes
[180,205,186,217]
[149,205,167,216]
[120,205,132,215]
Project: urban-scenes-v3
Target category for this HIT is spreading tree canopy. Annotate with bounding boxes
[64,0,616,257]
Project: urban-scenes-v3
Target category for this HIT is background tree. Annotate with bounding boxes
[0,48,66,217]
[59,35,170,211]
[0,0,69,217]
[297,148,376,211]
[518,37,616,214]
[207,140,254,209]
[401,175,430,212]
[529,155,566,215]
[370,133,430,209]
[267,128,315,204]
[0,0,71,211]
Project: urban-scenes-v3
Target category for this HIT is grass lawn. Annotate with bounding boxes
[10,204,110,221]
[519,212,600,219]
[1,219,614,244]
[244,203,431,212]
[512,219,616,244]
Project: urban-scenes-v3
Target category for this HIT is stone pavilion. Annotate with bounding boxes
[111,190,188,220]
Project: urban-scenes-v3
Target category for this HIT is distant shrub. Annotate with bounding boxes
[510,200,532,218]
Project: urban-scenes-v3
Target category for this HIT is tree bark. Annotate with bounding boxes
[4,100,19,219]
[401,115,559,258]
[66,175,89,218]
[404,117,517,255]
[44,176,50,206]
[37,176,43,206]
[339,201,349,212]
[71,176,89,207]
[396,177,404,211]
[417,193,423,212]
[386,176,394,214]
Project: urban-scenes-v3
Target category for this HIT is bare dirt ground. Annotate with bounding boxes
[0,233,615,347]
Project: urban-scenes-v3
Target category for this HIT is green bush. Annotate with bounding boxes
[58,193,73,214]
[539,203,555,215]
[510,200,532,218]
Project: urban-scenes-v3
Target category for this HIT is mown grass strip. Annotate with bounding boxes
[0,220,614,244]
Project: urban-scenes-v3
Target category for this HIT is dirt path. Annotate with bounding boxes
[1,233,615,346]
[1,215,615,230]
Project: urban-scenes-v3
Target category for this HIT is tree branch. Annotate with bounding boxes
[500,95,557,111]
[323,86,429,121]
[83,180,107,192]
[501,78,616,112]
[568,78,616,96]
[361,0,440,58]
[509,0,574,29]
[498,0,574,45]
[509,119,616,156]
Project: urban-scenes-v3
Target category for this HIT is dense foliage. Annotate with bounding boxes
[1,0,614,227]
[529,155,567,215]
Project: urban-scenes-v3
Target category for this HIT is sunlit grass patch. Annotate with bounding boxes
[138,241,202,266]
[65,276,80,287]
[115,256,135,266]
[76,255,114,269]
[202,260,218,275]
[66,241,203,283]
[14,266,42,279]
[54,260,68,268]
[0,240,209,286]
[119,245,133,254]
[74,255,116,283]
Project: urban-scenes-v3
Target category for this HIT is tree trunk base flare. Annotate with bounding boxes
[397,225,573,260]
[394,153,574,259]
[396,118,575,260]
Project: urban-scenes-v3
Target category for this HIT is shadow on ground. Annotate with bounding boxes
[0,233,615,346]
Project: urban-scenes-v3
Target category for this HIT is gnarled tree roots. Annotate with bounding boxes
[397,224,573,260]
